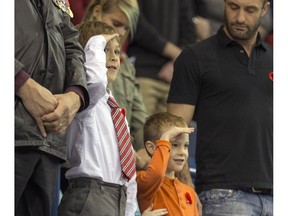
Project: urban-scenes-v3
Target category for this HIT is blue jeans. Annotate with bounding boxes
[199,189,273,216]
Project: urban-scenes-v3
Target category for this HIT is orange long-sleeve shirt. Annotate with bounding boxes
[137,140,199,216]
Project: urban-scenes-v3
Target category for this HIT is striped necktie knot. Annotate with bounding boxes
[107,96,119,108]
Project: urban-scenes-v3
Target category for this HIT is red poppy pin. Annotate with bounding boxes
[185,192,192,205]
[120,108,126,117]
[269,71,273,81]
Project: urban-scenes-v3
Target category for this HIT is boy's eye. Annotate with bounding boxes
[172,143,178,147]
[115,50,120,56]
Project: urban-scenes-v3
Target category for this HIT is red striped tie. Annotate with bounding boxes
[107,96,136,181]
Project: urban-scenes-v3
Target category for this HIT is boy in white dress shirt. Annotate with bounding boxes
[58,21,137,216]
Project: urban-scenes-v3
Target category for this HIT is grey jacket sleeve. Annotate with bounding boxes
[15,59,24,76]
[61,13,90,109]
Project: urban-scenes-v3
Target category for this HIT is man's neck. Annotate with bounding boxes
[223,26,257,57]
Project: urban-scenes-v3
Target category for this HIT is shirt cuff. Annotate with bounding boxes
[156,140,172,149]
[65,86,86,112]
[15,70,30,93]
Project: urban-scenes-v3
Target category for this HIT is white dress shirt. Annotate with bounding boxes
[65,35,137,216]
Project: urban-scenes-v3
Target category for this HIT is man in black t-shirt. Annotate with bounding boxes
[167,0,273,215]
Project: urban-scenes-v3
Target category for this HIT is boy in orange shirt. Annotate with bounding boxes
[137,112,199,216]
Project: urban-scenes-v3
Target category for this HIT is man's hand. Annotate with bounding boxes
[42,91,81,134]
[157,61,174,83]
[193,16,211,42]
[16,78,58,137]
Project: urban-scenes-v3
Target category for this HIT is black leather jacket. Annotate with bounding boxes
[15,0,89,160]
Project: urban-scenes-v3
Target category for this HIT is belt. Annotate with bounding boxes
[70,177,127,192]
[241,187,273,196]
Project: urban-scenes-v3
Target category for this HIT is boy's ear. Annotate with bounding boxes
[145,141,156,157]
[92,5,102,20]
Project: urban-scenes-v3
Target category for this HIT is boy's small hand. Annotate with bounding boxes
[102,33,119,43]
[142,204,168,216]
[160,127,194,141]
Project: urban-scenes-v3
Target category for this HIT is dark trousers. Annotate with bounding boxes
[15,147,60,216]
[58,177,127,216]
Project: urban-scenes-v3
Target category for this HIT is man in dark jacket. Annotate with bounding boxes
[15,0,89,215]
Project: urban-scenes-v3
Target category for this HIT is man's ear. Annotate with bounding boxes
[261,0,270,17]
[145,141,156,157]
[92,5,102,20]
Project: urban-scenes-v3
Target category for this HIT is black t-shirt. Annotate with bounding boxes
[168,26,273,192]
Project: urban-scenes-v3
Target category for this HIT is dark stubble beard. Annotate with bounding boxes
[224,11,261,41]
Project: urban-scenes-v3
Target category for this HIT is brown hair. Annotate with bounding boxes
[144,112,187,143]
[76,21,116,48]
